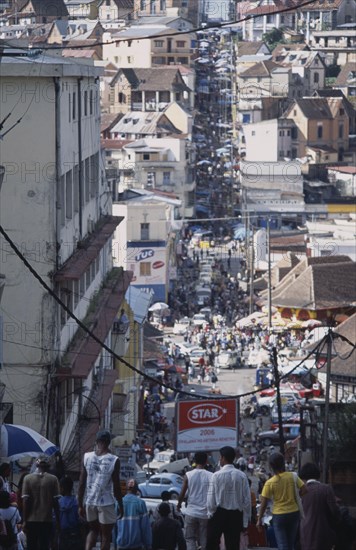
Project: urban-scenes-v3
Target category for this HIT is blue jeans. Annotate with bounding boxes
[273,511,300,550]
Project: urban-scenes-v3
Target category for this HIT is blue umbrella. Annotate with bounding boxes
[0,424,58,461]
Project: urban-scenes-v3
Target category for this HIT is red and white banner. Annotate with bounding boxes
[176,399,238,452]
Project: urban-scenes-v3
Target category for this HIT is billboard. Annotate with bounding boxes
[176,399,238,452]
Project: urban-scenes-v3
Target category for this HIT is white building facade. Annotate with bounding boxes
[0,54,131,470]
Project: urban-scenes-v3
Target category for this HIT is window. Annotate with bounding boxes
[118,92,126,103]
[143,153,150,160]
[154,40,164,47]
[162,478,172,485]
[84,90,88,116]
[339,124,344,138]
[85,157,90,203]
[291,127,298,139]
[147,172,155,187]
[140,262,151,276]
[251,131,255,136]
[293,109,297,116]
[89,89,93,115]
[72,91,76,120]
[163,171,171,184]
[127,56,132,64]
[140,223,150,240]
[59,175,65,227]
[73,165,79,212]
[60,284,72,326]
[339,108,345,115]
[291,148,297,159]
[91,153,98,198]
[317,123,323,138]
[79,274,85,298]
[177,41,186,48]
[85,267,91,290]
[314,72,319,84]
[65,171,72,219]
[73,280,79,309]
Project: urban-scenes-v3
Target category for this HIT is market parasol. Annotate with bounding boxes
[0,424,58,461]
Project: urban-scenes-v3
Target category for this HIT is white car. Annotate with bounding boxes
[173,317,191,335]
[192,313,209,327]
[217,350,239,369]
[143,450,190,475]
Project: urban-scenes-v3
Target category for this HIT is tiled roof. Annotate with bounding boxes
[261,255,353,300]
[114,67,190,92]
[277,50,323,68]
[328,166,356,175]
[272,43,310,58]
[239,59,281,78]
[101,113,124,133]
[18,0,68,17]
[284,98,334,119]
[101,138,132,150]
[247,0,298,16]
[334,62,356,87]
[110,111,181,136]
[300,0,343,10]
[272,257,355,310]
[62,49,97,58]
[317,313,356,379]
[238,41,270,56]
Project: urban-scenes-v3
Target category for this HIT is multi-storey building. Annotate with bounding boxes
[0,53,131,470]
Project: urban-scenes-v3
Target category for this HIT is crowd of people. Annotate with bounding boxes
[1,428,353,550]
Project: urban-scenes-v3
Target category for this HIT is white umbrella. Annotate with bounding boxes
[0,424,58,461]
[148,302,169,312]
[197,160,212,166]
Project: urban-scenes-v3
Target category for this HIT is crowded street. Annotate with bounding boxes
[1,6,356,550]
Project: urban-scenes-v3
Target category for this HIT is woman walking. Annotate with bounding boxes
[256,452,306,550]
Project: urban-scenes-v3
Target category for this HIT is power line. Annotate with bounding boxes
[0,222,324,400]
[0,0,320,53]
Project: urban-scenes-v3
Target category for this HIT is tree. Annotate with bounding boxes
[262,27,285,50]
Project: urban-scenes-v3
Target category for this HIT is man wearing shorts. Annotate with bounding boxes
[78,430,123,550]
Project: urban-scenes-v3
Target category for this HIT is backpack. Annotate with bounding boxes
[0,510,17,548]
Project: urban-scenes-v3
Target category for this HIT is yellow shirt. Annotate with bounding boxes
[261,472,304,515]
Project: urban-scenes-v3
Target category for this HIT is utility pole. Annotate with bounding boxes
[272,346,285,454]
[249,226,254,315]
[322,330,333,483]
[267,219,272,330]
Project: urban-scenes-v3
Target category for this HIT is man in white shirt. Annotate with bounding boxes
[207,446,251,550]
[177,452,213,550]
[78,430,123,550]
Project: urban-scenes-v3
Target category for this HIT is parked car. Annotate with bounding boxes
[142,450,190,475]
[189,347,206,366]
[270,403,300,427]
[257,425,301,447]
[199,307,212,322]
[196,289,211,307]
[138,473,184,499]
[173,317,191,335]
[217,350,239,369]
